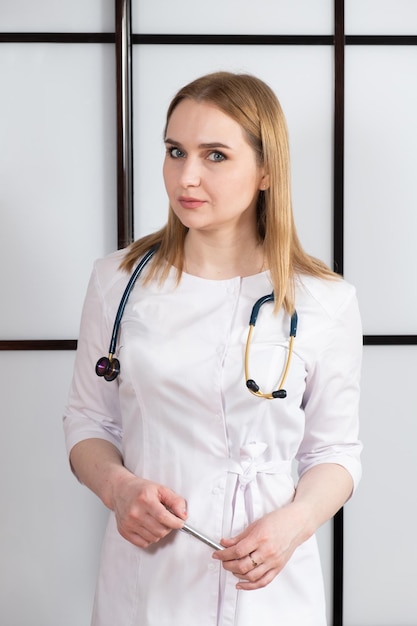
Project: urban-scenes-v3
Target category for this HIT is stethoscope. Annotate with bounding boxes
[95,245,298,399]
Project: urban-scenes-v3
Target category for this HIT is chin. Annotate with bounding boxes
[173,210,209,230]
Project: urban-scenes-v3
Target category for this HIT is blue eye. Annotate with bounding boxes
[168,147,185,158]
[208,151,226,162]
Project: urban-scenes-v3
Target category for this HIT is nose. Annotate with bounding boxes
[179,156,201,188]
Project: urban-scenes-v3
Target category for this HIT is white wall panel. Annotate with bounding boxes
[0,351,108,626]
[133,45,333,266]
[344,46,417,335]
[345,0,417,35]
[1,0,114,32]
[132,0,333,35]
[0,44,117,340]
[344,345,417,625]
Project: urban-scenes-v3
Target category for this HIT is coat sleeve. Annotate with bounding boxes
[63,261,123,457]
[296,285,363,492]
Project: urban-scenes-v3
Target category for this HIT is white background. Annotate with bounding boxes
[1,2,416,624]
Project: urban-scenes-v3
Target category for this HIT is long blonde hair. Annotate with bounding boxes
[121,71,336,312]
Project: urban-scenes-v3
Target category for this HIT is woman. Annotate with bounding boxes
[64,71,362,625]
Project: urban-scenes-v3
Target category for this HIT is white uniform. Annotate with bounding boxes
[63,249,362,626]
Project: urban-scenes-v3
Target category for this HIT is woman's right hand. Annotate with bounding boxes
[69,439,187,549]
[111,472,188,548]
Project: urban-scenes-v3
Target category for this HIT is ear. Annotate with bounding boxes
[259,173,270,190]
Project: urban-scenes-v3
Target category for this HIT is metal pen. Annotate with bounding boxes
[180,522,224,551]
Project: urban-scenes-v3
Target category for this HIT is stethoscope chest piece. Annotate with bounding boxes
[95,355,120,382]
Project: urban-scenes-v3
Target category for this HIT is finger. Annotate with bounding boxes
[160,488,188,521]
[128,528,169,549]
[248,551,260,570]
[222,552,261,577]
[218,536,239,548]
[213,539,256,563]
[124,514,177,547]
[236,568,276,590]
[118,509,173,544]
[118,525,157,548]
[218,531,249,548]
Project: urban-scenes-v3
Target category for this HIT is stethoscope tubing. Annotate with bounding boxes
[108,244,159,357]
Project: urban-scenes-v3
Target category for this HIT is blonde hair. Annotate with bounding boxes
[121,71,337,312]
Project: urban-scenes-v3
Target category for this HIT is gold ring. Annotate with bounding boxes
[249,553,258,568]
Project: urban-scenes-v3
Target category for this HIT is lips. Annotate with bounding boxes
[178,196,206,209]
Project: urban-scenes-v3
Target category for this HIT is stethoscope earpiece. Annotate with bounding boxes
[95,355,120,382]
[272,389,287,399]
[246,379,260,393]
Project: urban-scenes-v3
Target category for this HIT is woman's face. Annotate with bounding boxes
[163,99,267,236]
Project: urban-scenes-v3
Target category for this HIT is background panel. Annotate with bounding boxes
[345,0,417,35]
[0,43,117,340]
[0,0,114,33]
[133,45,334,267]
[132,0,333,36]
[344,345,417,625]
[0,351,109,626]
[344,46,417,335]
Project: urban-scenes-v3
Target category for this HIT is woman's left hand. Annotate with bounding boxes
[212,503,309,590]
[213,464,353,589]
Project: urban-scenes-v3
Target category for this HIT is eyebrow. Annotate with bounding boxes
[164,138,232,150]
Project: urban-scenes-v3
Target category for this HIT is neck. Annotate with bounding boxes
[183,231,265,279]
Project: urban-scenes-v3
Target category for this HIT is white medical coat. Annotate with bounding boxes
[63,249,362,626]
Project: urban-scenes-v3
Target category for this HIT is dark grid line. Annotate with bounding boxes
[332,0,345,623]
[0,32,115,43]
[363,335,417,346]
[132,33,333,45]
[346,35,417,45]
[2,335,416,352]
[0,340,77,351]
[116,0,134,249]
[2,34,416,46]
